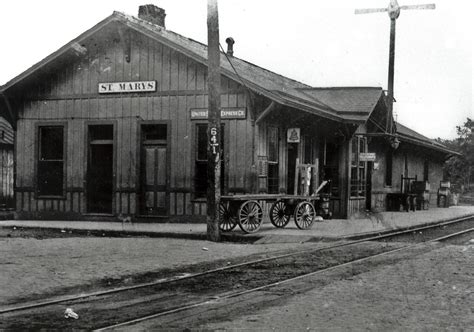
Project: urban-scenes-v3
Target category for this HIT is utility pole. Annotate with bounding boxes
[355,0,435,135]
[207,0,221,242]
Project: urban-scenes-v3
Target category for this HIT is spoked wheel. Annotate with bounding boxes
[269,200,290,228]
[218,201,237,232]
[294,201,315,230]
[238,200,263,233]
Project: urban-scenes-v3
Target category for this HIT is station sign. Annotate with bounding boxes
[190,108,247,120]
[98,81,157,94]
[359,152,376,162]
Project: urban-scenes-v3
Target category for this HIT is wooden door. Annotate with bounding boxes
[140,124,168,216]
[87,125,114,214]
[287,143,298,194]
[366,161,373,210]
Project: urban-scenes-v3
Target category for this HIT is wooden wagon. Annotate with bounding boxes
[218,194,323,233]
[218,162,329,233]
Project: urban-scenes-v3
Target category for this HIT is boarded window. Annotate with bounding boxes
[195,124,224,198]
[37,126,64,196]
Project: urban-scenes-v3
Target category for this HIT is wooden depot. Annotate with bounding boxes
[0,5,457,223]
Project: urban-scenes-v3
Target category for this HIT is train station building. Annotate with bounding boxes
[0,5,457,222]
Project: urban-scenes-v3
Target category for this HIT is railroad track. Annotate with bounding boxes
[1,216,472,330]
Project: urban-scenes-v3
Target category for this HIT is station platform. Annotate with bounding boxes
[1,206,473,242]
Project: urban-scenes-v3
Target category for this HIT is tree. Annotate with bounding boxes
[437,118,473,191]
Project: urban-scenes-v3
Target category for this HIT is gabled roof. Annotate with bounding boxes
[296,87,385,122]
[0,11,382,124]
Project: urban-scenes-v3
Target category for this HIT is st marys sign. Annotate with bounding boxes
[98,81,157,94]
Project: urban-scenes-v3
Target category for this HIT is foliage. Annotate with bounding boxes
[436,118,473,191]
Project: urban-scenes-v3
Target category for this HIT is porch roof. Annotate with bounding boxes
[396,122,460,156]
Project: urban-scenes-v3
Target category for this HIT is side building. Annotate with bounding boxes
[0,100,14,209]
[0,5,456,221]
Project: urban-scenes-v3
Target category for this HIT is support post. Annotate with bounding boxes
[387,18,396,134]
[206,0,221,242]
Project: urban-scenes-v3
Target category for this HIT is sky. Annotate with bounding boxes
[0,0,472,139]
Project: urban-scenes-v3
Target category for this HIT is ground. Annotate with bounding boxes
[200,243,474,331]
[0,228,317,306]
[1,227,473,330]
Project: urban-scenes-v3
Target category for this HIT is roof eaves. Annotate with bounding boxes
[398,133,461,155]
[298,86,383,91]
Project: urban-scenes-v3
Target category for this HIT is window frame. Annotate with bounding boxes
[35,122,67,199]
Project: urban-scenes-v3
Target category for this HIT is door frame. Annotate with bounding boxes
[137,120,171,217]
[366,161,373,210]
[84,121,117,214]
[286,142,299,195]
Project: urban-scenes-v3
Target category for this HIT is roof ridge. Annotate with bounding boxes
[114,11,312,89]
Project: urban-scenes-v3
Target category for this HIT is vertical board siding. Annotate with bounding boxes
[15,29,254,220]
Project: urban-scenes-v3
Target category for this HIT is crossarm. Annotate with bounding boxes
[355,8,387,14]
[400,4,435,10]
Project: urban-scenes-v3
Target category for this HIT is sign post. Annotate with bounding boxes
[206,0,221,242]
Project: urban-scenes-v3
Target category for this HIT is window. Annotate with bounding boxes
[267,127,279,194]
[142,124,167,142]
[385,150,393,186]
[350,136,367,197]
[194,124,224,198]
[37,126,64,196]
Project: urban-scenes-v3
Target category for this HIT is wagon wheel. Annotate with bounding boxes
[294,201,315,230]
[218,201,237,232]
[238,200,263,233]
[269,200,290,228]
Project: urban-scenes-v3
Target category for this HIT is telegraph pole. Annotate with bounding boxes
[355,0,435,135]
[207,0,221,242]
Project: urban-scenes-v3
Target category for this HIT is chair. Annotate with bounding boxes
[412,181,430,210]
[386,175,418,212]
[437,181,450,207]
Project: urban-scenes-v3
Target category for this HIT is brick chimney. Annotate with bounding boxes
[138,4,166,28]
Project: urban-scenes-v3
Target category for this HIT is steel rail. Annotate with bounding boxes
[1,215,472,315]
[94,225,474,331]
